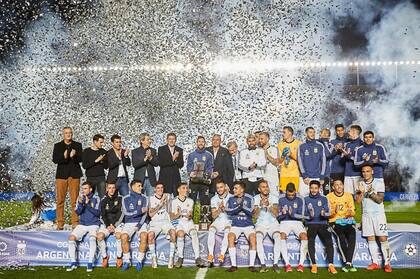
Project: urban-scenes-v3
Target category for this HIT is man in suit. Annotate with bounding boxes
[52,126,83,230]
[158,132,184,196]
[106,135,131,196]
[132,132,159,197]
[206,134,234,195]
[227,141,242,183]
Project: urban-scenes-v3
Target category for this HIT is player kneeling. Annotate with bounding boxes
[277,183,308,273]
[305,180,337,274]
[254,180,282,273]
[207,179,232,267]
[147,181,176,268]
[67,181,101,272]
[226,181,257,272]
[96,183,123,268]
[356,164,392,273]
[170,182,207,268]
[115,180,149,271]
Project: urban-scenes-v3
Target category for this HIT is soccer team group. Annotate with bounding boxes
[58,124,392,274]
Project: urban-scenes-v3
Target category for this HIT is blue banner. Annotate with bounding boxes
[384,192,420,202]
[0,230,419,268]
[2,191,419,202]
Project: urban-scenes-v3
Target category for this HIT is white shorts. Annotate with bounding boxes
[231,226,255,240]
[362,214,388,237]
[71,224,99,241]
[255,223,281,238]
[209,219,231,232]
[175,220,196,235]
[149,221,175,237]
[298,177,320,197]
[344,176,361,194]
[116,222,144,240]
[279,221,306,238]
[98,224,112,238]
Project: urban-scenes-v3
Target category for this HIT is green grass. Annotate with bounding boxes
[0,201,419,229]
[0,266,198,279]
[0,266,419,279]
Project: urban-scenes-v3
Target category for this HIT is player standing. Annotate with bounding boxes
[356,164,392,272]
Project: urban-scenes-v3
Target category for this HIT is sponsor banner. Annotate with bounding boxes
[1,191,418,202]
[0,192,55,202]
[384,192,420,202]
[0,230,419,268]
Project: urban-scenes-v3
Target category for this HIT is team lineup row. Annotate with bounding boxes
[52,124,389,232]
[65,161,391,274]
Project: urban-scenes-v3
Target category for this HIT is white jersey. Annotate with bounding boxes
[254,193,279,226]
[360,179,385,216]
[171,196,194,222]
[150,194,171,223]
[211,193,233,223]
[263,146,279,185]
[239,147,267,181]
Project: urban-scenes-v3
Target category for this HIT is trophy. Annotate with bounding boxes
[199,205,211,231]
[190,161,211,185]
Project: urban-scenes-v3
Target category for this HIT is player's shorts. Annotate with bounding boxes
[362,214,388,237]
[255,223,281,238]
[298,177,319,197]
[71,224,99,241]
[115,222,142,240]
[231,226,255,240]
[209,219,231,232]
[280,177,300,192]
[279,220,306,238]
[98,224,113,238]
[148,220,175,237]
[344,176,361,194]
[174,220,196,235]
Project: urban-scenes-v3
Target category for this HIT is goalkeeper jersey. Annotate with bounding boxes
[326,192,355,223]
[277,139,301,178]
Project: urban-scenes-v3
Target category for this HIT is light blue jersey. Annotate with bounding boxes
[361,179,385,216]
[254,193,279,226]
[211,193,233,223]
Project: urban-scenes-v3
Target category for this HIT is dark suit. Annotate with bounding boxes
[106,148,131,183]
[158,145,184,195]
[52,140,83,229]
[132,146,159,186]
[52,140,83,179]
[206,146,234,193]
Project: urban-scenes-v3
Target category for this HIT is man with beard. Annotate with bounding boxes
[239,134,267,196]
[186,136,214,204]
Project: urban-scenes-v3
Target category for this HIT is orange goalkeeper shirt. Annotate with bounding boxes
[326,192,356,223]
[277,139,301,178]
